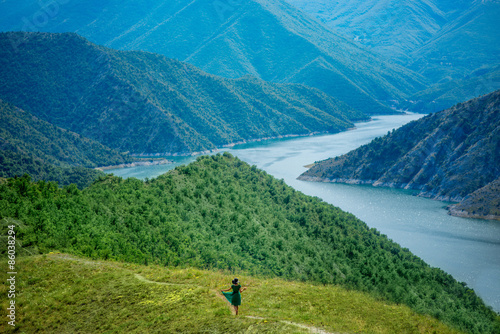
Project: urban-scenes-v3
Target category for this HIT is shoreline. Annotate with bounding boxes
[96,117,375,169]
[447,206,500,221]
[95,159,173,171]
[125,127,366,158]
[298,176,500,221]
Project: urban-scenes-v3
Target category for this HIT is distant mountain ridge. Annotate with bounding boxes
[286,0,451,59]
[285,0,499,77]
[0,0,427,115]
[298,90,500,219]
[285,0,500,111]
[0,31,367,155]
[403,66,500,113]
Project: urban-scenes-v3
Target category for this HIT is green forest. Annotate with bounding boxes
[1,153,498,333]
[0,151,104,189]
[0,99,135,188]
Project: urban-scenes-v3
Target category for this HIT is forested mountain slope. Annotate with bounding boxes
[286,0,500,111]
[0,99,133,187]
[286,0,450,59]
[407,1,500,83]
[0,32,366,155]
[286,0,500,79]
[0,0,426,115]
[299,90,500,219]
[0,153,498,333]
[403,66,500,113]
[0,99,132,168]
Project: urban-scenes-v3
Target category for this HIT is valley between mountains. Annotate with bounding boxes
[0,1,499,333]
[0,32,367,157]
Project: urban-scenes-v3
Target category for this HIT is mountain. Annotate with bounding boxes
[403,66,500,113]
[0,99,132,168]
[0,99,136,188]
[448,177,500,220]
[286,0,500,110]
[0,0,427,115]
[407,1,500,83]
[298,90,500,218]
[286,0,500,78]
[286,0,451,60]
[1,153,498,333]
[0,31,368,156]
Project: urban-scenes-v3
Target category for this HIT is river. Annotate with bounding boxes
[105,114,500,312]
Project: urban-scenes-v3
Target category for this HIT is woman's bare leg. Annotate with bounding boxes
[234,306,239,315]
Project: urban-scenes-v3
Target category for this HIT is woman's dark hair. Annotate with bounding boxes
[232,278,239,285]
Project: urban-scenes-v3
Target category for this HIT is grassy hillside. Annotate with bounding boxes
[0,153,497,333]
[0,253,465,333]
[299,90,500,207]
[0,32,367,155]
[0,0,426,115]
[0,99,136,188]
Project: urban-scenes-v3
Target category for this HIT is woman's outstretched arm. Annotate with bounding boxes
[239,287,247,292]
[221,287,232,292]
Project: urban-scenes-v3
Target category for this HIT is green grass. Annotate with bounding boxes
[0,253,464,333]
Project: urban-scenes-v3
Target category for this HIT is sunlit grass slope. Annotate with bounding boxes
[0,253,463,334]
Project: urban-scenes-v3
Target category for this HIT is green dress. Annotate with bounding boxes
[222,284,242,306]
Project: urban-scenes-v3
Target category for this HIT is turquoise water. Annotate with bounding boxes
[105,114,500,312]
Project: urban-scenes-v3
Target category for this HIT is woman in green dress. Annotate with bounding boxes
[221,278,247,315]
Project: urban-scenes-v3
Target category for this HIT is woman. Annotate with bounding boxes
[221,278,247,315]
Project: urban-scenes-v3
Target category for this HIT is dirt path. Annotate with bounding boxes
[246,316,339,334]
[134,272,237,315]
[280,320,339,334]
[133,273,188,286]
